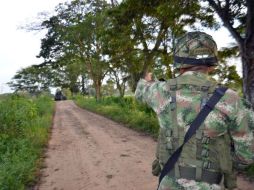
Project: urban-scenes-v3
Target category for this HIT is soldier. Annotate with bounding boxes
[135,31,254,190]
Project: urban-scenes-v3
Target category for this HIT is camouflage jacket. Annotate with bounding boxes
[135,71,254,190]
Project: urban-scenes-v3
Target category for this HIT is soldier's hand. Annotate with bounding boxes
[144,72,153,82]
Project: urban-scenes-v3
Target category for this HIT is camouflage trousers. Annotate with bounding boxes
[158,176,222,190]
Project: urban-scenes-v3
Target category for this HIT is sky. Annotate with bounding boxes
[0,0,66,93]
[0,0,239,94]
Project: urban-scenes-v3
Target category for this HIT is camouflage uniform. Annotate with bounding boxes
[135,71,254,190]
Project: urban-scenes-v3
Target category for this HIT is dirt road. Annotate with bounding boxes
[36,100,253,190]
[36,100,157,190]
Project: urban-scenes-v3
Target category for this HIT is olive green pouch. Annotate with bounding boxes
[152,159,161,176]
[215,134,237,189]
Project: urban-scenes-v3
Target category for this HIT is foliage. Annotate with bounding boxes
[203,0,254,108]
[210,47,243,93]
[106,0,212,90]
[12,0,253,104]
[101,80,117,96]
[8,66,51,94]
[75,95,159,137]
[246,164,254,177]
[37,0,111,100]
[0,95,54,189]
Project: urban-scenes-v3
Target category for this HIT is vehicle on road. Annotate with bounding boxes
[54,90,67,101]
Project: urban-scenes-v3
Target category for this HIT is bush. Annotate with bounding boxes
[246,164,254,177]
[0,94,54,189]
[75,95,159,138]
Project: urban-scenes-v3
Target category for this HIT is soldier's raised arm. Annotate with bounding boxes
[135,72,170,114]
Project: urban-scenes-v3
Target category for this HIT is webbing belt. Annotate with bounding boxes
[167,166,222,185]
[157,87,228,189]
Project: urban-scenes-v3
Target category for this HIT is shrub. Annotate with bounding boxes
[75,96,159,137]
[0,94,54,189]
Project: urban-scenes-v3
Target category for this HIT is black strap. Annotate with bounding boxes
[174,56,218,66]
[157,87,228,189]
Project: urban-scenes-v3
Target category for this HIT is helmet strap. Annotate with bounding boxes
[174,56,218,66]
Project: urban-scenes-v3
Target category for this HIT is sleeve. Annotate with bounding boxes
[134,79,171,114]
[229,97,254,168]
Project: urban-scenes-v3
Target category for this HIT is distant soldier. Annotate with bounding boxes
[135,32,254,190]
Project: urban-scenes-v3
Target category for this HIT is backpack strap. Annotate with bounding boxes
[157,87,228,189]
[168,78,180,178]
[168,78,178,138]
[195,81,213,181]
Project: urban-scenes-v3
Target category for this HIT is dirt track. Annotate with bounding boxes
[36,100,157,190]
[35,100,253,190]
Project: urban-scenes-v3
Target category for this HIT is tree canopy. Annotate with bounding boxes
[10,0,254,108]
[204,0,254,107]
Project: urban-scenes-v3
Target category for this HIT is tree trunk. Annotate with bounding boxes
[131,53,154,92]
[119,85,125,98]
[242,0,254,109]
[110,0,117,7]
[242,48,254,109]
[207,0,254,109]
[130,73,142,92]
[94,79,101,101]
[81,76,85,95]
[115,80,126,98]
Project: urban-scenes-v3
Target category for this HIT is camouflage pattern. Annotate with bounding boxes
[135,71,254,190]
[159,175,221,190]
[174,32,218,68]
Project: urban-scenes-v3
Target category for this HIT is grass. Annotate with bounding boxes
[0,94,54,190]
[74,95,160,138]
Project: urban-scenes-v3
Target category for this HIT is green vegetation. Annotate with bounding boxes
[4,0,254,185]
[0,95,54,190]
[246,164,254,177]
[75,95,159,137]
[11,0,254,109]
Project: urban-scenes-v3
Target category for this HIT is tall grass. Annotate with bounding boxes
[75,95,159,137]
[0,95,54,190]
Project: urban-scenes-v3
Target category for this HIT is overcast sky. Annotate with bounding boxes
[0,0,238,94]
[0,0,67,93]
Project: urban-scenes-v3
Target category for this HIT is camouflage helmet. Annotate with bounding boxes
[174,31,218,69]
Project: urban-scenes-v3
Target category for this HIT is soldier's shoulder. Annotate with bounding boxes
[225,88,239,97]
[223,88,240,102]
[213,88,241,112]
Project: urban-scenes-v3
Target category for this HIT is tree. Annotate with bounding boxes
[107,0,215,90]
[212,47,243,92]
[204,0,254,108]
[108,66,129,97]
[102,79,117,96]
[8,66,51,94]
[37,0,110,100]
